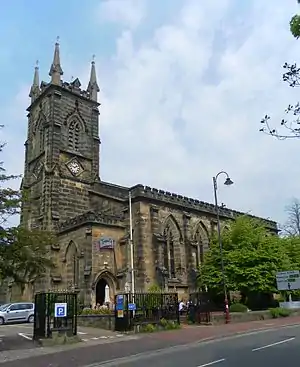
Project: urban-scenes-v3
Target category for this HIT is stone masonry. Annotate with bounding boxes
[12,42,278,306]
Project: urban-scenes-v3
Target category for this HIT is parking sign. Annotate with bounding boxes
[54,303,67,318]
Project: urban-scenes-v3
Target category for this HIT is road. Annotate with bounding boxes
[1,322,300,366]
[0,323,126,352]
[89,324,300,367]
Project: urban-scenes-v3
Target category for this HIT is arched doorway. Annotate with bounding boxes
[96,278,108,305]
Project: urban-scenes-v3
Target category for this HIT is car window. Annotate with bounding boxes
[23,303,33,310]
[10,304,24,311]
[0,304,11,311]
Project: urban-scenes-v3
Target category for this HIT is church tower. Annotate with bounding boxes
[21,41,101,231]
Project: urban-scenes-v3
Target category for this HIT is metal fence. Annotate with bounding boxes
[115,292,179,332]
[33,291,77,340]
[188,292,212,324]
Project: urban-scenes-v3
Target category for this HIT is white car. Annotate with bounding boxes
[0,302,35,325]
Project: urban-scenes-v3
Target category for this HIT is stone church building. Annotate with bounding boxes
[16,42,277,307]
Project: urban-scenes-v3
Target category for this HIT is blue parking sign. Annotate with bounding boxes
[54,303,67,318]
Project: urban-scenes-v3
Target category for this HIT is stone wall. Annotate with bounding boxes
[77,314,115,330]
[211,309,300,325]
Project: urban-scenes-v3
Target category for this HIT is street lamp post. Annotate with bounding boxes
[213,171,233,324]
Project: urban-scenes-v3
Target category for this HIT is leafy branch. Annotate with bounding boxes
[260,63,300,139]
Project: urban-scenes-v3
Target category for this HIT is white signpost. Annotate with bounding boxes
[276,270,300,291]
[54,303,67,318]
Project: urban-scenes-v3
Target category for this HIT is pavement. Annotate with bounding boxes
[0,323,129,352]
[96,323,300,366]
[1,316,300,366]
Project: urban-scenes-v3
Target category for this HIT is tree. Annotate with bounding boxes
[260,62,300,139]
[199,217,291,297]
[0,128,56,287]
[282,198,300,236]
[290,2,300,39]
[260,2,300,138]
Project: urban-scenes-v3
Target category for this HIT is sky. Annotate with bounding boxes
[1,0,300,227]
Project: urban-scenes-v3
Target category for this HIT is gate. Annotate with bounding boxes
[33,291,77,340]
[115,292,179,332]
[188,292,212,324]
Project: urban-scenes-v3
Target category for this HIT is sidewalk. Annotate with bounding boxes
[145,315,300,344]
[2,316,300,367]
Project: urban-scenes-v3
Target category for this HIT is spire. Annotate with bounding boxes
[29,60,40,102]
[49,37,63,85]
[87,55,100,101]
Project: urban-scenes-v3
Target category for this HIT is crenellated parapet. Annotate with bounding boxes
[129,184,278,231]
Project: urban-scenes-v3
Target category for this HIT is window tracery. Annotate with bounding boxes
[192,223,209,269]
[162,216,181,278]
[68,119,81,151]
[66,241,79,287]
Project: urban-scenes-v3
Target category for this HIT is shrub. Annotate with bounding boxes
[80,308,111,315]
[159,318,180,330]
[229,303,248,313]
[269,307,292,319]
[141,324,156,333]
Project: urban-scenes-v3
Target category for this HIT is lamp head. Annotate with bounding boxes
[224,177,233,186]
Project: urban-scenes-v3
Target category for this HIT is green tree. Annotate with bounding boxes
[199,217,291,297]
[260,1,300,138]
[290,2,300,39]
[0,130,56,287]
[0,226,56,286]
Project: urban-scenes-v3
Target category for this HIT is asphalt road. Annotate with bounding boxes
[0,323,124,352]
[1,323,300,366]
[89,324,300,367]
[0,324,35,352]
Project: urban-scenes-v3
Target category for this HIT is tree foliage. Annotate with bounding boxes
[199,217,291,296]
[260,62,300,139]
[0,128,56,286]
[260,2,300,139]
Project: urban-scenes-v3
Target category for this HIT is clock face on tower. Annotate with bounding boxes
[66,158,83,176]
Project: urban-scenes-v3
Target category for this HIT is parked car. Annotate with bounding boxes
[0,302,35,325]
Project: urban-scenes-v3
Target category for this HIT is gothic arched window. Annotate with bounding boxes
[68,120,81,151]
[163,216,181,279]
[66,241,79,287]
[38,125,45,154]
[34,119,45,155]
[193,223,209,269]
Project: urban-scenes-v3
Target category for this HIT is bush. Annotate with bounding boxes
[140,324,156,333]
[229,303,248,313]
[80,308,111,315]
[269,307,292,319]
[159,318,180,330]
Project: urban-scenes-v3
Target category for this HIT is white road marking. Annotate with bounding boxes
[116,334,123,337]
[2,324,32,328]
[18,332,33,341]
[100,336,108,339]
[252,337,295,352]
[77,332,87,335]
[91,337,99,340]
[197,359,226,367]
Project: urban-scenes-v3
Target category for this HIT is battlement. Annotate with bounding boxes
[39,79,93,101]
[130,184,278,230]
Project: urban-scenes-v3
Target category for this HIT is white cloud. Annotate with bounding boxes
[96,0,300,224]
[3,0,300,228]
[98,0,147,29]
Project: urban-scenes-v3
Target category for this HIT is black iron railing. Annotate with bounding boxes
[33,291,77,340]
[115,292,179,332]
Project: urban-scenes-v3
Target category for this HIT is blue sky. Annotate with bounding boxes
[1,0,300,227]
